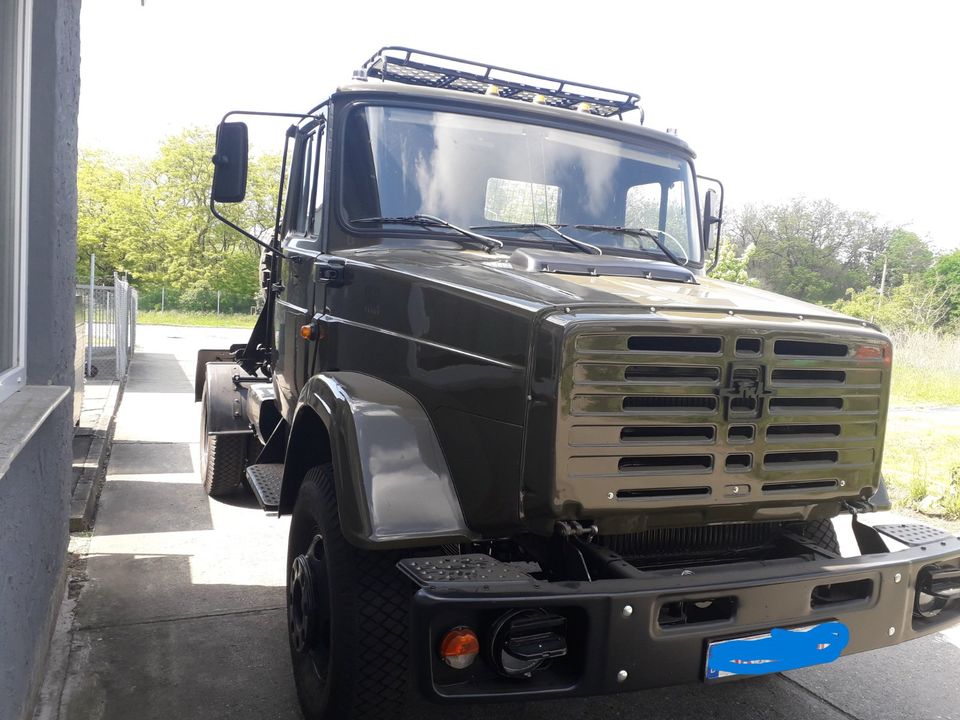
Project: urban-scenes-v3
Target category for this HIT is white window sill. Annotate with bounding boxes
[0,385,70,479]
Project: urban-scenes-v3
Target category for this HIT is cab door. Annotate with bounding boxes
[273,119,326,419]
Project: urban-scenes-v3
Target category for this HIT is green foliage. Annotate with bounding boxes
[708,243,759,286]
[929,250,960,328]
[880,229,934,289]
[725,199,894,304]
[77,129,279,309]
[833,277,952,331]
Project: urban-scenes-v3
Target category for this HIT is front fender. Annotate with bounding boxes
[284,372,477,549]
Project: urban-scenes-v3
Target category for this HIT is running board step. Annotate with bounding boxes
[874,523,951,547]
[246,463,283,514]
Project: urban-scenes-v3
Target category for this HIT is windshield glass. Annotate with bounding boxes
[340,105,702,264]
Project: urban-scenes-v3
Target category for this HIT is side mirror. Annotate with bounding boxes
[702,187,721,251]
[211,122,249,203]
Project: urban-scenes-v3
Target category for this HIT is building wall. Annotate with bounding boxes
[0,0,80,717]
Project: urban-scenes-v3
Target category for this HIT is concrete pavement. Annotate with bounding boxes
[49,324,960,720]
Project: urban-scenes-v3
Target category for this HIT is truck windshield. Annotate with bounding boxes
[340,105,702,265]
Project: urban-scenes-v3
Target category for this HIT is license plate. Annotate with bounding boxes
[704,620,849,680]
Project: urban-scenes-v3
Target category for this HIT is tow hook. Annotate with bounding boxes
[915,565,960,618]
[490,609,568,678]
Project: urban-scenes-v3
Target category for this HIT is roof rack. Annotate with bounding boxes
[359,47,643,121]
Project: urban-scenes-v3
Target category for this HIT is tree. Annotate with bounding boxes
[929,249,960,328]
[77,129,280,310]
[726,198,892,304]
[833,277,952,331]
[709,243,759,286]
[874,229,935,290]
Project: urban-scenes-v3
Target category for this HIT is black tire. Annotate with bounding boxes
[798,518,841,555]
[287,464,413,720]
[199,385,246,497]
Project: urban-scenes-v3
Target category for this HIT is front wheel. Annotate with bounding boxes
[287,464,413,720]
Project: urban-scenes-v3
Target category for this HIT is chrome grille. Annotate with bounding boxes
[556,315,890,517]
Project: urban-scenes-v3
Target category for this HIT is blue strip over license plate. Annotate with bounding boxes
[705,621,850,680]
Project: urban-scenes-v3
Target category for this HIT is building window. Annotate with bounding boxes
[0,0,31,403]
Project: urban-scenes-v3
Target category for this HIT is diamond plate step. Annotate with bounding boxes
[246,463,283,514]
[874,523,951,547]
[397,554,537,586]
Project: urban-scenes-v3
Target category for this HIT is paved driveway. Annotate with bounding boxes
[55,324,960,720]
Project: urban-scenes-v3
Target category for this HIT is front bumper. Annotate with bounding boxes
[405,529,960,702]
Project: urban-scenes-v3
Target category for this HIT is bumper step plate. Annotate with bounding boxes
[398,554,537,586]
[874,523,951,547]
[245,463,283,514]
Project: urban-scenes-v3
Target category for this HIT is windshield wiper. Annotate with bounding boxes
[353,214,503,252]
[471,223,602,255]
[573,224,686,267]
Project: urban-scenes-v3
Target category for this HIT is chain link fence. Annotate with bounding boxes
[77,273,138,380]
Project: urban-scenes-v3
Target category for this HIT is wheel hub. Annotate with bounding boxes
[288,535,324,654]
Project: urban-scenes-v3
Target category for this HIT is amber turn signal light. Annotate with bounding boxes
[300,323,326,341]
[439,627,480,670]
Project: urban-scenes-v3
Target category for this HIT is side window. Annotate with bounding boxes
[286,121,326,237]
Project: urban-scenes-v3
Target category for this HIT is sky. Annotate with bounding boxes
[78,0,960,251]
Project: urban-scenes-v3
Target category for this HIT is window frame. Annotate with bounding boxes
[0,0,32,405]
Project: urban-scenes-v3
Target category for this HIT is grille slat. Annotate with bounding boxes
[619,455,714,473]
[624,365,721,383]
[628,336,722,354]
[620,426,716,443]
[623,396,718,413]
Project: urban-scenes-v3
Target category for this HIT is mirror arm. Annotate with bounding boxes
[209,197,286,258]
[209,107,328,258]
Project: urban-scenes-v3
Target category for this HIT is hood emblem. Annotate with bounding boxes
[718,365,776,419]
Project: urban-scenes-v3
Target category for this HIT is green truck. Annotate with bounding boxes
[196,47,960,720]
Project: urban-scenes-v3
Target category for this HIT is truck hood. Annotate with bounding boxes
[345,247,868,327]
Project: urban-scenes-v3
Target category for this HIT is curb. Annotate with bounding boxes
[68,377,125,532]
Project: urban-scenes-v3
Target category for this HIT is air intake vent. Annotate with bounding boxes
[763,479,839,493]
[764,451,839,466]
[618,455,713,473]
[624,366,720,383]
[772,369,846,384]
[767,424,842,440]
[616,486,711,499]
[620,426,716,443]
[774,340,848,357]
[628,336,722,354]
[770,397,843,412]
[623,396,718,413]
[736,337,762,355]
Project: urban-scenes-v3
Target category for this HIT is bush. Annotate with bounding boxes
[135,286,258,314]
[833,277,952,332]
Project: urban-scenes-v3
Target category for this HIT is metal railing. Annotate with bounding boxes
[77,273,138,380]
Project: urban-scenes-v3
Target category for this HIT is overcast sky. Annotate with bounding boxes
[79,0,959,251]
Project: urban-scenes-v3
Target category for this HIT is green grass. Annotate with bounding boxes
[137,310,256,328]
[889,330,960,406]
[859,331,960,519]
[891,365,960,406]
[883,411,960,520]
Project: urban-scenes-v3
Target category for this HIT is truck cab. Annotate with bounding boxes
[196,47,960,720]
